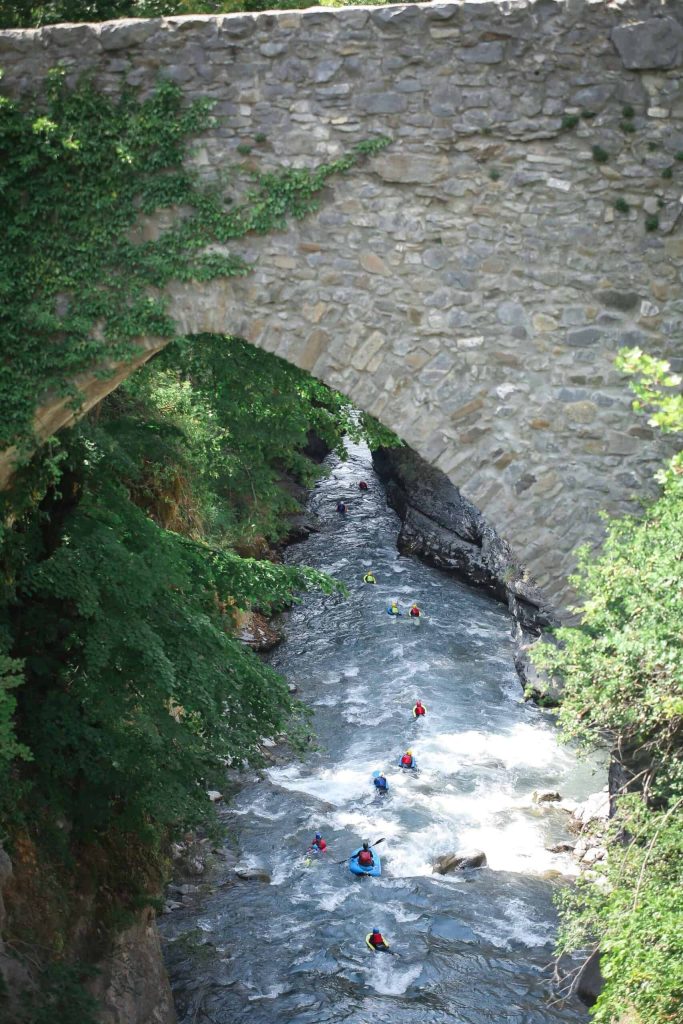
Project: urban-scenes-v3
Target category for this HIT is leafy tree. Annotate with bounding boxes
[532,348,683,1024]
[0,0,419,29]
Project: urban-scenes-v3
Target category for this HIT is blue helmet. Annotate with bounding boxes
[315,832,322,840]
[372,928,380,934]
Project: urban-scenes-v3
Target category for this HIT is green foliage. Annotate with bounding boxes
[561,113,580,131]
[488,167,501,181]
[0,0,421,28]
[662,165,673,179]
[0,72,390,456]
[676,151,683,162]
[614,197,630,214]
[532,348,683,1023]
[236,142,253,155]
[1,335,376,841]
[622,104,635,119]
[591,144,609,164]
[620,119,636,134]
[556,799,683,1024]
[20,962,100,1024]
[581,109,597,120]
[645,213,659,232]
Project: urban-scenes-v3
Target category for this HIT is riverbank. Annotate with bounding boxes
[160,437,604,1024]
[372,445,562,703]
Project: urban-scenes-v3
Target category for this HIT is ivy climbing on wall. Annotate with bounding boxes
[0,68,390,458]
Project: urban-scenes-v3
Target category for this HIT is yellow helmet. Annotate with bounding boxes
[406,749,412,755]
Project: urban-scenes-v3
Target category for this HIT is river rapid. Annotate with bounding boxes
[161,440,604,1024]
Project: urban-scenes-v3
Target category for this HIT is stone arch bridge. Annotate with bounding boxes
[1,0,683,611]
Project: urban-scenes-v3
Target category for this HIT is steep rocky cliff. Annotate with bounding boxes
[372,445,560,700]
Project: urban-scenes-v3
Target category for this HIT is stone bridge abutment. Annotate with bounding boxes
[2,0,683,610]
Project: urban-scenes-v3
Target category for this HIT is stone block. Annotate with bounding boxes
[611,17,683,71]
[456,41,505,64]
[566,327,602,347]
[357,92,408,115]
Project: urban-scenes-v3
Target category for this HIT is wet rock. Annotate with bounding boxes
[163,901,183,913]
[288,682,298,694]
[372,445,558,698]
[581,845,607,866]
[283,513,320,544]
[576,948,604,1006]
[573,791,610,828]
[547,842,575,853]
[235,610,282,651]
[234,865,271,883]
[533,790,562,803]
[174,883,201,895]
[432,849,487,874]
[171,843,207,877]
[206,790,223,803]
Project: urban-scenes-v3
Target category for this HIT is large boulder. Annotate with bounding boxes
[573,791,610,829]
[234,864,271,883]
[432,850,487,874]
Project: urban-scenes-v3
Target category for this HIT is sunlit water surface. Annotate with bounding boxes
[161,440,603,1024]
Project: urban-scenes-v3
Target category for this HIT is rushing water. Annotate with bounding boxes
[161,440,604,1024]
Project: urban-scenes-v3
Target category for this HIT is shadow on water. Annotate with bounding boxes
[161,440,604,1024]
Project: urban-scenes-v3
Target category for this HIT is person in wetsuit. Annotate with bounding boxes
[363,572,377,584]
[373,772,389,793]
[309,832,327,855]
[413,700,426,718]
[336,500,347,514]
[399,749,417,770]
[352,840,374,868]
[366,928,390,952]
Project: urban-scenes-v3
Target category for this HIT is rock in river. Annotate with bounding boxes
[234,864,271,883]
[432,850,487,874]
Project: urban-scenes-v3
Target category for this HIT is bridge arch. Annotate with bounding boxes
[1,0,682,611]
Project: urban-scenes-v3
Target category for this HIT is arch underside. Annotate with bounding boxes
[1,0,682,613]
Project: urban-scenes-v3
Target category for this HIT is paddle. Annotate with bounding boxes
[335,837,385,866]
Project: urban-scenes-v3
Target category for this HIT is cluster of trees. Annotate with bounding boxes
[533,350,683,1024]
[0,0,409,30]
[0,333,394,1018]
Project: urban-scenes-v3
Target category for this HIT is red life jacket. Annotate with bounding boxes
[414,704,425,716]
[314,838,327,852]
[401,754,413,766]
[410,607,420,617]
[369,932,385,947]
[358,849,373,866]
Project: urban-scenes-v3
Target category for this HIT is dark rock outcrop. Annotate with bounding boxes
[372,446,559,696]
[87,910,176,1024]
[576,948,604,1007]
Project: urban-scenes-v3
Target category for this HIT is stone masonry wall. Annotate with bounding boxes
[1,0,683,612]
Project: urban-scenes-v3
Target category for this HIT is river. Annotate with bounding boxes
[161,439,604,1024]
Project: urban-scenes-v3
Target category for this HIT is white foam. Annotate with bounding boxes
[475,898,556,950]
[366,960,422,994]
[247,983,289,1001]
[269,765,372,807]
